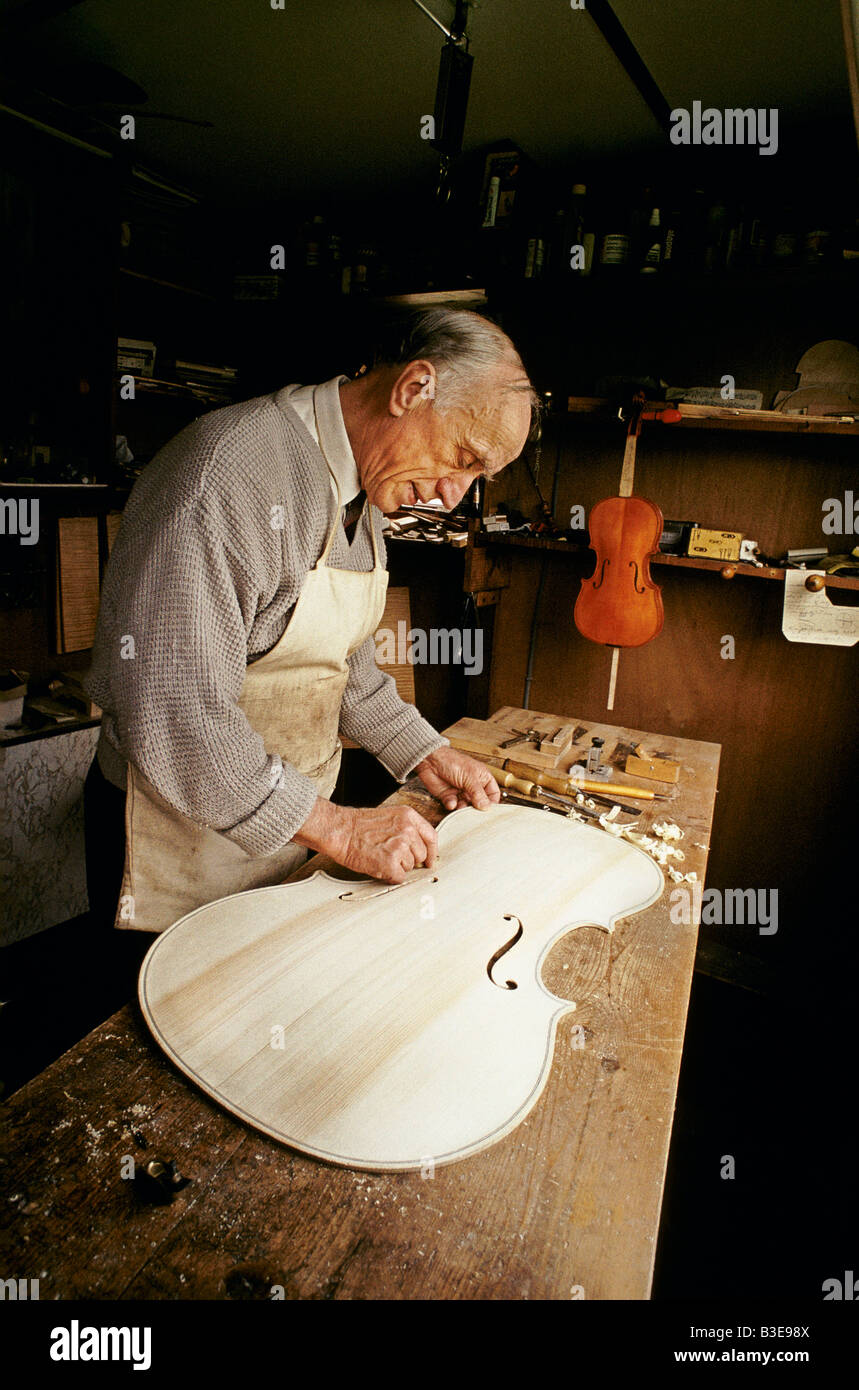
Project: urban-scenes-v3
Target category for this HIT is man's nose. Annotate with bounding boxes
[435,475,474,510]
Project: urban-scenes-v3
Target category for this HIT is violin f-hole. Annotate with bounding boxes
[487,914,524,990]
[629,559,646,595]
[592,558,610,591]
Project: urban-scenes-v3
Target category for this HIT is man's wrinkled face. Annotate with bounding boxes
[360,361,535,515]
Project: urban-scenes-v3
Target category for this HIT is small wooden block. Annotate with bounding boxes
[625,753,681,784]
[446,717,572,770]
[539,723,574,758]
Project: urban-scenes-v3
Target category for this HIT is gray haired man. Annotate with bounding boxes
[86,309,537,938]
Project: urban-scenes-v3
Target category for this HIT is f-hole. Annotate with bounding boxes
[592,558,610,590]
[629,558,646,594]
[487,914,524,990]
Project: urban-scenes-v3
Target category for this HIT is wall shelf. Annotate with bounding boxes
[477,532,859,590]
[567,396,859,436]
[119,266,217,301]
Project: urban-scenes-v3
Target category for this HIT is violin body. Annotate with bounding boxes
[575,494,665,647]
[140,804,663,1171]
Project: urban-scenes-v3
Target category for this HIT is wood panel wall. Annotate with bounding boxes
[485,417,857,978]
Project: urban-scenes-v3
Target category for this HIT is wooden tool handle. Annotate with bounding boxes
[485,764,536,795]
[572,778,656,801]
[501,760,658,801]
[505,762,570,793]
[459,746,659,801]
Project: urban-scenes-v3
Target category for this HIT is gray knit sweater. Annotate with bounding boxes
[87,390,446,857]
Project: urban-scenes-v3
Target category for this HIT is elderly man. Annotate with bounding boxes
[85,308,537,942]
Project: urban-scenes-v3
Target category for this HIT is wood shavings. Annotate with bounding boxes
[598,814,625,837]
[596,818,689,872]
[653,822,684,842]
[668,866,700,883]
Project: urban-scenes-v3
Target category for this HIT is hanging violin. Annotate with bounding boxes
[574,392,666,709]
[139,803,663,1171]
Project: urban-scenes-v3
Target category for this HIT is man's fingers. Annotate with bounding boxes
[414,816,438,868]
[461,767,496,809]
[483,768,502,802]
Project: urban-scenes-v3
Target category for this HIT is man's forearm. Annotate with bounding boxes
[339,635,447,779]
[292,797,354,857]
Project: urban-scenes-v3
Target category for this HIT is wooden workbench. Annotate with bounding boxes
[0,707,719,1300]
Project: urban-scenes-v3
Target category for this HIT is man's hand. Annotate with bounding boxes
[294,800,438,884]
[415,746,501,812]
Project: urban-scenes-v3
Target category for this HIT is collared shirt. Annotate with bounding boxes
[281,376,362,507]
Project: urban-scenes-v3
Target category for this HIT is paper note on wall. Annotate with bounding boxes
[782,570,859,646]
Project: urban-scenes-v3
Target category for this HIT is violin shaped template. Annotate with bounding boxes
[139,804,664,1171]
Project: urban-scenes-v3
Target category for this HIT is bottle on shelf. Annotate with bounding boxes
[563,183,594,276]
[802,220,832,265]
[302,214,326,276]
[598,202,631,270]
[523,201,550,280]
[639,206,663,273]
[745,213,769,271]
[724,205,745,272]
[629,185,654,267]
[770,208,799,266]
[702,195,729,273]
[523,229,546,279]
[661,202,681,273]
[351,240,377,295]
[325,228,344,290]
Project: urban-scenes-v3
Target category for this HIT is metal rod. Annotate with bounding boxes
[410,0,453,40]
[586,0,673,134]
[0,102,112,159]
[522,556,547,711]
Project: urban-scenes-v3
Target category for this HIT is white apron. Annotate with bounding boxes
[117,390,388,932]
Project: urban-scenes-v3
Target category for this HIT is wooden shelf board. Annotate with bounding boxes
[478,533,859,589]
[567,397,859,436]
[119,266,216,300]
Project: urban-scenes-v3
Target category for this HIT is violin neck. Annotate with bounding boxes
[619,431,638,498]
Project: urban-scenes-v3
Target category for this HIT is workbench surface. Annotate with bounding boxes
[1,708,720,1300]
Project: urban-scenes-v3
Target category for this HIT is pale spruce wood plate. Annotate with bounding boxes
[139,803,664,1171]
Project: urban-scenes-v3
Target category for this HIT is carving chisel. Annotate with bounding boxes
[482,759,664,801]
[485,766,640,821]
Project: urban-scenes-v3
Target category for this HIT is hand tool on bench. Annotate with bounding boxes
[484,765,645,818]
[497,726,555,750]
[481,759,665,802]
[498,788,639,826]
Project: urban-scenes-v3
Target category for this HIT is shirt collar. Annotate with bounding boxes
[310,376,362,506]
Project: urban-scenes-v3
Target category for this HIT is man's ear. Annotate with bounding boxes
[390,359,437,416]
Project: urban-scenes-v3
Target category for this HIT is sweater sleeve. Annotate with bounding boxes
[338,633,448,780]
[98,497,319,858]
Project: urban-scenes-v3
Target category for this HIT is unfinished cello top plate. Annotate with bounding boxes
[139,803,664,1171]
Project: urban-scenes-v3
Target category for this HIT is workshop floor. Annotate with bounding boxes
[2,918,853,1300]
